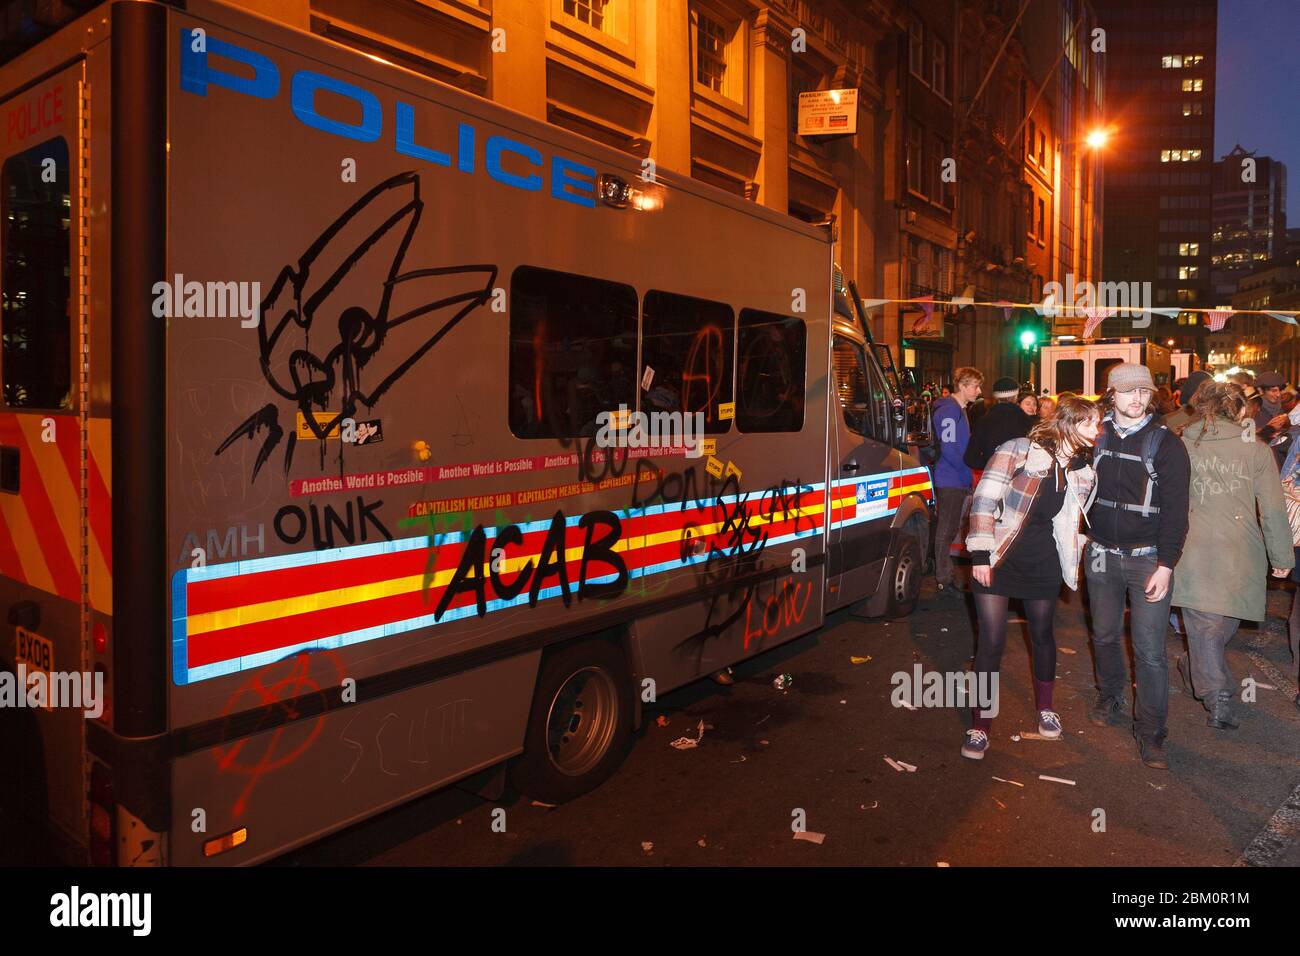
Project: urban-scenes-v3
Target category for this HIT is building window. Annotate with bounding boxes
[1185,54,1204,66]
[563,0,611,32]
[931,134,951,205]
[1181,101,1203,116]
[907,120,925,195]
[909,17,925,79]
[1179,266,1199,279]
[931,37,948,98]
[1179,242,1200,256]
[1161,54,1183,68]
[1181,78,1204,92]
[1037,197,1046,240]
[1038,131,1046,167]
[1177,289,1196,303]
[696,11,727,93]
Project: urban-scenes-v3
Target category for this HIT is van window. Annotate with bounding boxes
[1095,357,1122,393]
[508,266,638,439]
[833,337,873,439]
[1055,359,1084,393]
[2,137,71,409]
[641,290,734,434]
[737,309,805,433]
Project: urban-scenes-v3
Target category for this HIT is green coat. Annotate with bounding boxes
[1172,418,1295,620]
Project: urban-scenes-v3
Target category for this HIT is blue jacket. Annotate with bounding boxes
[932,396,973,489]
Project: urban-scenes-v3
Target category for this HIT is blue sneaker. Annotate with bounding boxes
[1038,710,1062,738]
[961,729,989,760]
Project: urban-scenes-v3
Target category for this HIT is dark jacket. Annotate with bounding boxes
[964,401,1034,471]
[1086,415,1191,568]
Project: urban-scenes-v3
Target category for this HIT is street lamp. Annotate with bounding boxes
[1086,128,1111,149]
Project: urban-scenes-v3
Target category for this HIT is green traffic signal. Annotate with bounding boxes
[1019,328,1038,349]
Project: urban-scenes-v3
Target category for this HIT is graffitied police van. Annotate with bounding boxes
[0,0,932,865]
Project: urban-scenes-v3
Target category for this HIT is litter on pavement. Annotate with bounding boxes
[793,831,826,845]
[670,719,707,750]
[1059,646,1077,655]
[850,656,873,664]
[641,842,653,854]
[773,673,794,690]
[992,776,1025,787]
[1038,774,1076,786]
[1018,732,1060,741]
[884,756,917,773]
[656,715,669,727]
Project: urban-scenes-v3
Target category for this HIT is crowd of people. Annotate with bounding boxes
[927,363,1300,769]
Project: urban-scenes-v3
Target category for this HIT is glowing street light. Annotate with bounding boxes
[1086,128,1110,149]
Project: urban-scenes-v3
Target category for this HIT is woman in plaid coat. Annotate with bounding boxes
[959,396,1102,759]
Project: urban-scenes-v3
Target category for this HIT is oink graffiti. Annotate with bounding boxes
[273,496,392,549]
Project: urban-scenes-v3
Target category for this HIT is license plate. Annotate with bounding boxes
[15,627,54,709]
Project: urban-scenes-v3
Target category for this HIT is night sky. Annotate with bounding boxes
[1215,0,1300,223]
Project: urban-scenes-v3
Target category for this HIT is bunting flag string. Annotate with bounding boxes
[1082,307,1116,338]
[866,296,1300,325]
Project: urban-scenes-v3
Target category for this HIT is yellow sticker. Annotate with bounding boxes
[725,460,742,480]
[701,438,717,457]
[296,411,341,440]
[718,402,736,421]
[705,456,724,478]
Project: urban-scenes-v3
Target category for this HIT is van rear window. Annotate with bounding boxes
[641,290,734,434]
[737,309,805,432]
[508,266,638,439]
[2,136,71,409]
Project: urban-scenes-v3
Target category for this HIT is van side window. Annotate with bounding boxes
[832,337,873,439]
[2,137,71,409]
[641,291,734,434]
[1094,357,1121,393]
[508,265,638,439]
[737,309,805,433]
[1056,359,1084,393]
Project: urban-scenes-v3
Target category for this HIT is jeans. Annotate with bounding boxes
[1085,546,1172,739]
[934,486,971,586]
[1181,608,1240,707]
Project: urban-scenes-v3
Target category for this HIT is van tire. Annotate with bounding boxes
[510,639,634,805]
[883,532,923,618]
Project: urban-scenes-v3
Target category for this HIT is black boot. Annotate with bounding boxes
[1207,690,1239,730]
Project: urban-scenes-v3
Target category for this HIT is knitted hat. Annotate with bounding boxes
[1178,369,1212,406]
[1256,371,1285,389]
[1106,363,1154,392]
[991,376,1019,399]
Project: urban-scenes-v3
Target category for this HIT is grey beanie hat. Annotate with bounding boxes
[1106,362,1154,392]
[991,376,1019,399]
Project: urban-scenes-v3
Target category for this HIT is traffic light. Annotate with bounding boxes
[1015,312,1047,352]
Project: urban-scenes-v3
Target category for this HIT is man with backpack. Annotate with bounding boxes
[1085,363,1190,770]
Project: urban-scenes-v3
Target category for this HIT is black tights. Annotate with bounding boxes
[972,593,1057,728]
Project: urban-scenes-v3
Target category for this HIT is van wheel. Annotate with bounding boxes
[510,640,634,804]
[884,533,922,618]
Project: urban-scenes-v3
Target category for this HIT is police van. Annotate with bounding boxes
[1039,338,1173,399]
[0,0,931,865]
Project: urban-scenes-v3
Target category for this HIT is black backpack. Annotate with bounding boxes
[1092,424,1168,517]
